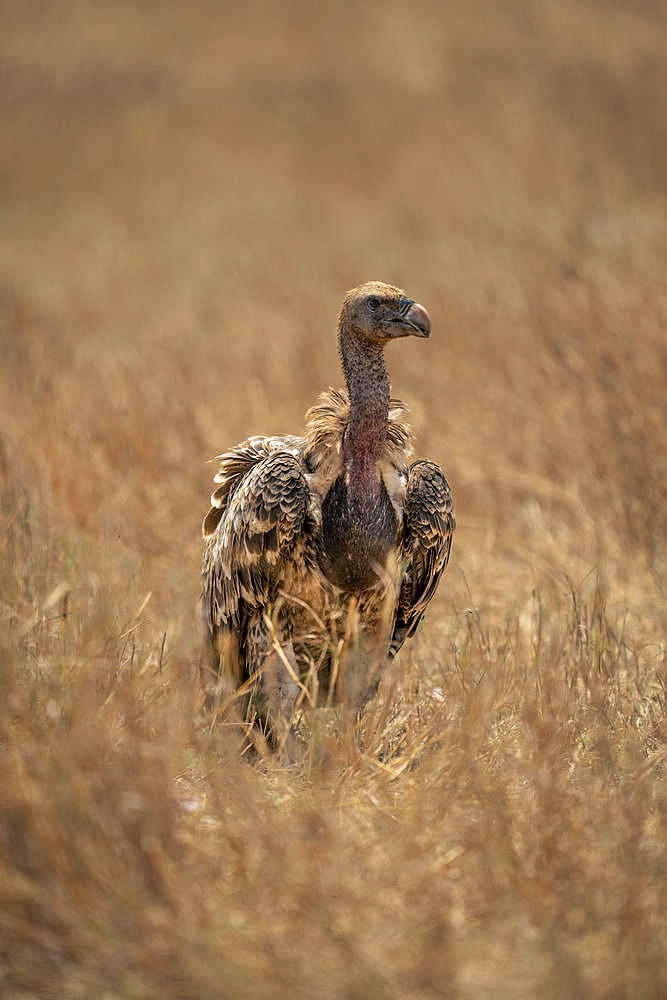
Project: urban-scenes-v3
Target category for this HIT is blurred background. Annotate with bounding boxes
[1,3,666,996]
[2,0,666,635]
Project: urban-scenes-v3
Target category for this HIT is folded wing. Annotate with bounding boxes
[391,460,455,656]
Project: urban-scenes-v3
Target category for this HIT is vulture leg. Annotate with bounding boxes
[200,629,240,715]
[244,614,303,754]
[337,629,391,710]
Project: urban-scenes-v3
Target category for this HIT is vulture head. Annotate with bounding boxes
[339,281,431,347]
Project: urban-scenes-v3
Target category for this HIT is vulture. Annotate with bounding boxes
[201,281,455,747]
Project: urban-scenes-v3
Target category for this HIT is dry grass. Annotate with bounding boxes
[1,1,666,996]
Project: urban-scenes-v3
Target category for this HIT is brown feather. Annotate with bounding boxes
[200,283,455,741]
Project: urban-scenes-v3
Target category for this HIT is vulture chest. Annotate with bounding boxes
[317,474,400,593]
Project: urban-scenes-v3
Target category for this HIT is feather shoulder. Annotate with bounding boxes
[202,435,304,538]
[201,437,310,633]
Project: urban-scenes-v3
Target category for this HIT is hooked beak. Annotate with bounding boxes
[383,298,431,338]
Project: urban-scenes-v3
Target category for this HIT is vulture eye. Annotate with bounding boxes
[367,297,381,310]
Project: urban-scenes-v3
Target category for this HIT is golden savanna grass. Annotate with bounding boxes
[1,1,665,996]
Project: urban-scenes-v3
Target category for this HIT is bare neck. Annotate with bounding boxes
[338,325,390,501]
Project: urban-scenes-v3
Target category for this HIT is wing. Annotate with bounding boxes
[390,460,455,657]
[201,442,310,648]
